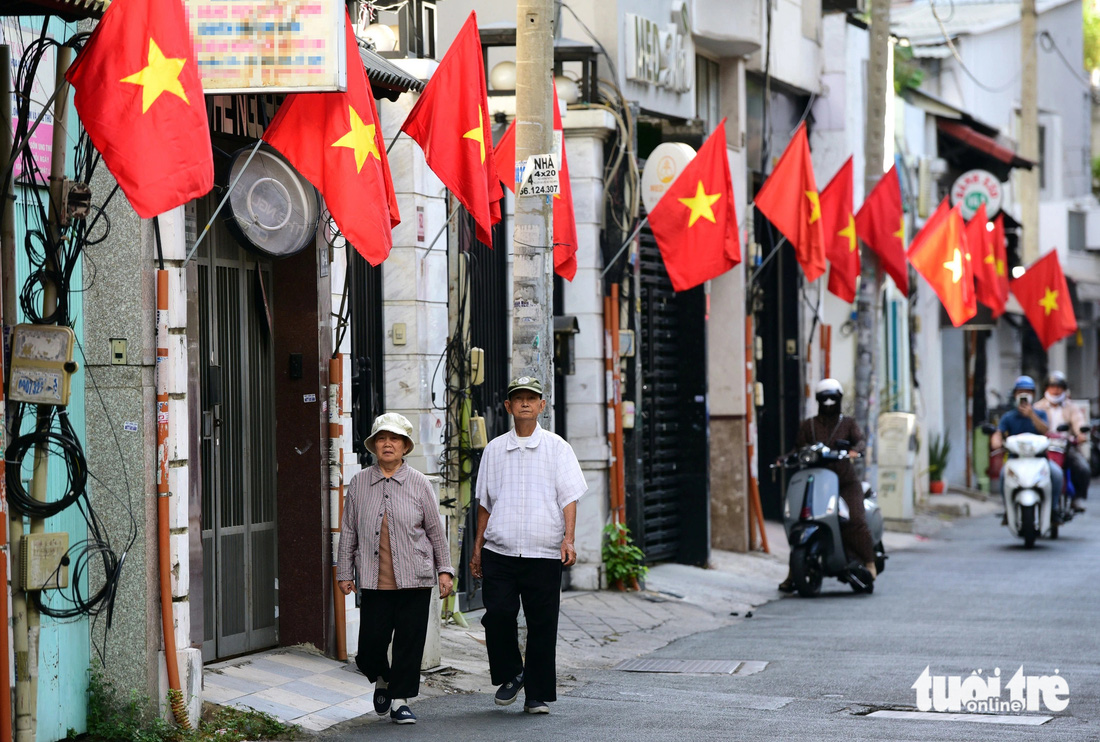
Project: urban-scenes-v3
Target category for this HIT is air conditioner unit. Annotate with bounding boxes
[917,157,948,218]
[1085,209,1100,251]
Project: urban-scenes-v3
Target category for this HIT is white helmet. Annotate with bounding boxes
[815,378,843,408]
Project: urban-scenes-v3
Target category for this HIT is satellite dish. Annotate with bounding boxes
[224,143,320,258]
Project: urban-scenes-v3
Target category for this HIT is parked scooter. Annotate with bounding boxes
[774,442,886,596]
[1002,432,1056,547]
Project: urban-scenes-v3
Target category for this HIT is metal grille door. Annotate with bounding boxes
[627,229,710,565]
[198,220,278,660]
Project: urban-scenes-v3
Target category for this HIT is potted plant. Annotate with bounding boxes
[928,431,951,494]
[602,522,648,590]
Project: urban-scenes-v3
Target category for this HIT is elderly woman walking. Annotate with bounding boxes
[337,413,454,725]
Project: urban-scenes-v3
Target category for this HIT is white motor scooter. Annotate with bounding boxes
[1002,432,1055,547]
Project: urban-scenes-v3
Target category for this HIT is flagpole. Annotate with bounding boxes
[183,138,265,264]
[386,130,404,155]
[748,235,789,286]
[423,202,462,254]
[600,217,648,277]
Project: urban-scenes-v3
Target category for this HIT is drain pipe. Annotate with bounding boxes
[156,270,189,728]
[328,356,346,660]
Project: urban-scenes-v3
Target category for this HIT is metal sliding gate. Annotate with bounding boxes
[626,228,710,566]
[198,217,278,660]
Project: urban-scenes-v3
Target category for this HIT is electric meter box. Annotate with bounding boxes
[877,412,917,530]
[7,324,77,406]
[21,532,69,591]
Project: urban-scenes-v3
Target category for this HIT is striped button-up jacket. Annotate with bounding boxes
[336,463,454,590]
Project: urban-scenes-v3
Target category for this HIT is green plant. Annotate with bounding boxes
[928,431,951,482]
[894,43,925,94]
[602,522,649,586]
[85,666,303,742]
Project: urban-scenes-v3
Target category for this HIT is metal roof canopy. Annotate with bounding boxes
[937,118,1036,172]
[357,41,425,101]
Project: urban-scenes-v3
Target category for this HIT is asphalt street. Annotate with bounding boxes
[318,504,1100,741]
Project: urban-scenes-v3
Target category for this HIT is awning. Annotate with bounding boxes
[359,46,425,102]
[937,119,1036,170]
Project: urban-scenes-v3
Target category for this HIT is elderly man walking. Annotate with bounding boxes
[469,376,588,715]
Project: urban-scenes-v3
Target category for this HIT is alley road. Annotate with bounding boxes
[319,508,1100,741]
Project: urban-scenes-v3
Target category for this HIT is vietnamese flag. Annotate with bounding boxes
[753,123,826,282]
[1010,250,1077,350]
[648,119,740,292]
[493,82,579,280]
[855,165,908,294]
[966,203,1006,317]
[65,0,212,218]
[401,11,502,246]
[819,158,858,302]
[264,17,399,266]
[907,198,975,327]
[990,215,1010,310]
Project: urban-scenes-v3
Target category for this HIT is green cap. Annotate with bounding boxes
[507,375,543,397]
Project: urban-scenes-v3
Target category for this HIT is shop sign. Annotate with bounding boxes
[184,0,347,93]
[950,169,1002,221]
[623,7,694,94]
[1,19,55,184]
[641,142,696,213]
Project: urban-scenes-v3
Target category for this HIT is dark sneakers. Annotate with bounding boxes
[373,687,391,716]
[524,699,550,714]
[494,672,524,706]
[390,704,416,724]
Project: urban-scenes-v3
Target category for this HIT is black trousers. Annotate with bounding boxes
[1066,448,1090,500]
[481,548,563,703]
[355,588,432,699]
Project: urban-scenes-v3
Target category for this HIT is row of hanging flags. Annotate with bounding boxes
[64,0,580,277]
[63,0,1074,349]
[650,117,1076,350]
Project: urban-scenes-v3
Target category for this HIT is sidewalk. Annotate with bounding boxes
[203,517,937,733]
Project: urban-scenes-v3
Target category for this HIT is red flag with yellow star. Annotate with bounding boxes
[990,214,1010,311]
[647,119,740,292]
[1010,250,1077,350]
[907,198,975,327]
[819,157,858,302]
[401,11,502,246]
[965,203,1006,317]
[263,18,399,266]
[65,0,212,218]
[855,165,908,294]
[752,122,826,282]
[493,81,579,280]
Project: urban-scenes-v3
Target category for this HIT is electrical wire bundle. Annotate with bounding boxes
[2,25,138,655]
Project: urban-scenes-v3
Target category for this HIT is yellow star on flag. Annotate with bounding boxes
[679,181,722,227]
[1039,287,1059,315]
[463,107,487,163]
[894,216,905,242]
[996,259,1006,277]
[943,248,964,283]
[805,191,821,223]
[121,38,189,114]
[838,214,857,252]
[331,106,380,173]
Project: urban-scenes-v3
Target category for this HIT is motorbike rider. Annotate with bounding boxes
[991,375,1062,522]
[1034,371,1088,513]
[778,379,876,593]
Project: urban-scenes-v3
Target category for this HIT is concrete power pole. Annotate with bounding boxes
[512,0,555,420]
[1019,0,1039,265]
[854,0,892,464]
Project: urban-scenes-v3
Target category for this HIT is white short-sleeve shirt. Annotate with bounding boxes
[476,422,588,559]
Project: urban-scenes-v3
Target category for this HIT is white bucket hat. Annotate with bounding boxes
[365,412,415,455]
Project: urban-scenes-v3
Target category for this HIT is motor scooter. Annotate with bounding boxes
[1044,423,1084,537]
[1002,432,1055,547]
[774,442,886,597]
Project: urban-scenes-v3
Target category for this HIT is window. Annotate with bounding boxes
[1038,124,1046,191]
[695,56,720,131]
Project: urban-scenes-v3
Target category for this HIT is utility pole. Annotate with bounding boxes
[512,0,555,420]
[854,0,892,469]
[1019,0,1039,265]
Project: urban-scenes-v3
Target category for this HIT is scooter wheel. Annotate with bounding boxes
[790,545,823,597]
